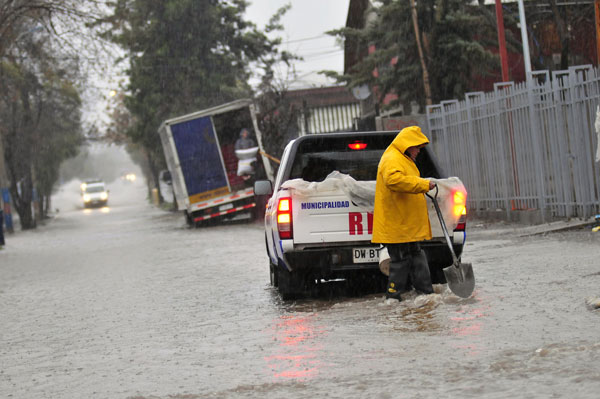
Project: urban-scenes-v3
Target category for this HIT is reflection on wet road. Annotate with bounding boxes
[1,180,600,398]
[265,314,325,380]
[83,206,111,214]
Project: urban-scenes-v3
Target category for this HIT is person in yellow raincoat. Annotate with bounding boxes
[372,126,436,301]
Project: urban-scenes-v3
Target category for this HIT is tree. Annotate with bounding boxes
[0,1,111,63]
[103,89,159,204]
[33,76,82,217]
[254,59,301,174]
[476,1,596,74]
[410,0,432,105]
[98,0,293,201]
[0,30,83,228]
[326,0,498,111]
[0,1,117,228]
[523,1,595,70]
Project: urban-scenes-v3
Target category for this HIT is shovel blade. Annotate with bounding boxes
[443,262,475,298]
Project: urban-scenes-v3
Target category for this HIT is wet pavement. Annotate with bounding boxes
[1,179,599,398]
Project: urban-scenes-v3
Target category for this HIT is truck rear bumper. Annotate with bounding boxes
[191,195,256,223]
[193,202,255,223]
[285,245,380,273]
[282,240,464,283]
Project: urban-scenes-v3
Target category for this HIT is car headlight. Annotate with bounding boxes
[83,194,91,202]
[100,192,108,200]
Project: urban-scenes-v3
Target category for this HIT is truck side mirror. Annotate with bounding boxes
[253,180,273,196]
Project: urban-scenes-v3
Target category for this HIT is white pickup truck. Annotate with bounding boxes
[254,131,467,299]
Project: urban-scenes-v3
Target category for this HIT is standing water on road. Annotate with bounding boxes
[1,174,599,398]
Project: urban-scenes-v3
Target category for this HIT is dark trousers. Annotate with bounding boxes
[385,242,433,298]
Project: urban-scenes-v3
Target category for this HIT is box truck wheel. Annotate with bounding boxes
[184,211,193,227]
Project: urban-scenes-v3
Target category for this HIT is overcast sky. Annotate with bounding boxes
[84,1,350,126]
[245,0,350,88]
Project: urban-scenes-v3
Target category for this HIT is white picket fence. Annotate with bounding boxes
[426,65,600,221]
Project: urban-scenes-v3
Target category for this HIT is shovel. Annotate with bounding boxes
[426,186,475,298]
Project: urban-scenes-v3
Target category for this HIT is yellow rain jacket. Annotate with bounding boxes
[372,126,432,244]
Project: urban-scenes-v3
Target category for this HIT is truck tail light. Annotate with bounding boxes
[277,197,293,239]
[455,215,467,231]
[348,141,367,150]
[453,190,467,231]
[452,190,467,217]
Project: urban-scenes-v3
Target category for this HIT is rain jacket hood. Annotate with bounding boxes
[391,125,430,154]
[372,126,432,244]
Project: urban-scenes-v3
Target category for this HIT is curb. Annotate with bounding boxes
[468,218,597,239]
[516,219,597,237]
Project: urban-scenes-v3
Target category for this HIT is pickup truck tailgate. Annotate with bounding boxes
[290,191,465,246]
[292,192,372,244]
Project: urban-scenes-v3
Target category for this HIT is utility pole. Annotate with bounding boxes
[495,0,510,82]
[410,0,432,105]
[516,0,546,219]
[517,0,532,82]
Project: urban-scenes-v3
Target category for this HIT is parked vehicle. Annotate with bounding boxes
[254,131,468,299]
[82,181,109,208]
[158,99,274,226]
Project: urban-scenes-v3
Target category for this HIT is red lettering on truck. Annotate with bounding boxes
[349,212,374,235]
[349,213,363,235]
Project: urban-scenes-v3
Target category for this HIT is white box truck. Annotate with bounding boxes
[158,99,274,226]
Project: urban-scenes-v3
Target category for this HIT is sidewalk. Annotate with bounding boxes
[468,217,598,239]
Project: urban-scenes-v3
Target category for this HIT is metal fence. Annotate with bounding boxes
[426,65,600,221]
[300,103,361,134]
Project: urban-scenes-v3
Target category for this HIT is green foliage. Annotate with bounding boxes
[327,0,498,109]
[34,74,83,199]
[255,72,301,169]
[100,0,291,190]
[0,31,83,228]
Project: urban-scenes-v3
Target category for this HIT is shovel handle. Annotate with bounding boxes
[425,185,460,265]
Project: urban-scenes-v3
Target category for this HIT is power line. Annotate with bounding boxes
[282,34,329,44]
[294,44,343,52]
[300,48,343,59]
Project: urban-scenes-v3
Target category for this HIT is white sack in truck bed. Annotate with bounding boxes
[235,146,259,176]
[281,171,467,232]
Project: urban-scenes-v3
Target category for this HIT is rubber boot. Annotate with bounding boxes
[386,258,410,300]
[409,249,434,294]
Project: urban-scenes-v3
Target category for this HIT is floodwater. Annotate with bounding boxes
[1,178,599,399]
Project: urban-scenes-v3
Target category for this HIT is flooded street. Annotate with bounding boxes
[1,180,599,399]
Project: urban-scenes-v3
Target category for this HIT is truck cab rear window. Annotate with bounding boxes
[287,134,443,183]
[290,150,383,182]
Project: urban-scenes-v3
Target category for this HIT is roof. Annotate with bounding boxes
[86,181,105,187]
[286,86,359,108]
[160,99,253,128]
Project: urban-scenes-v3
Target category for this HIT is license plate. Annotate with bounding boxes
[352,247,380,263]
[219,203,233,211]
